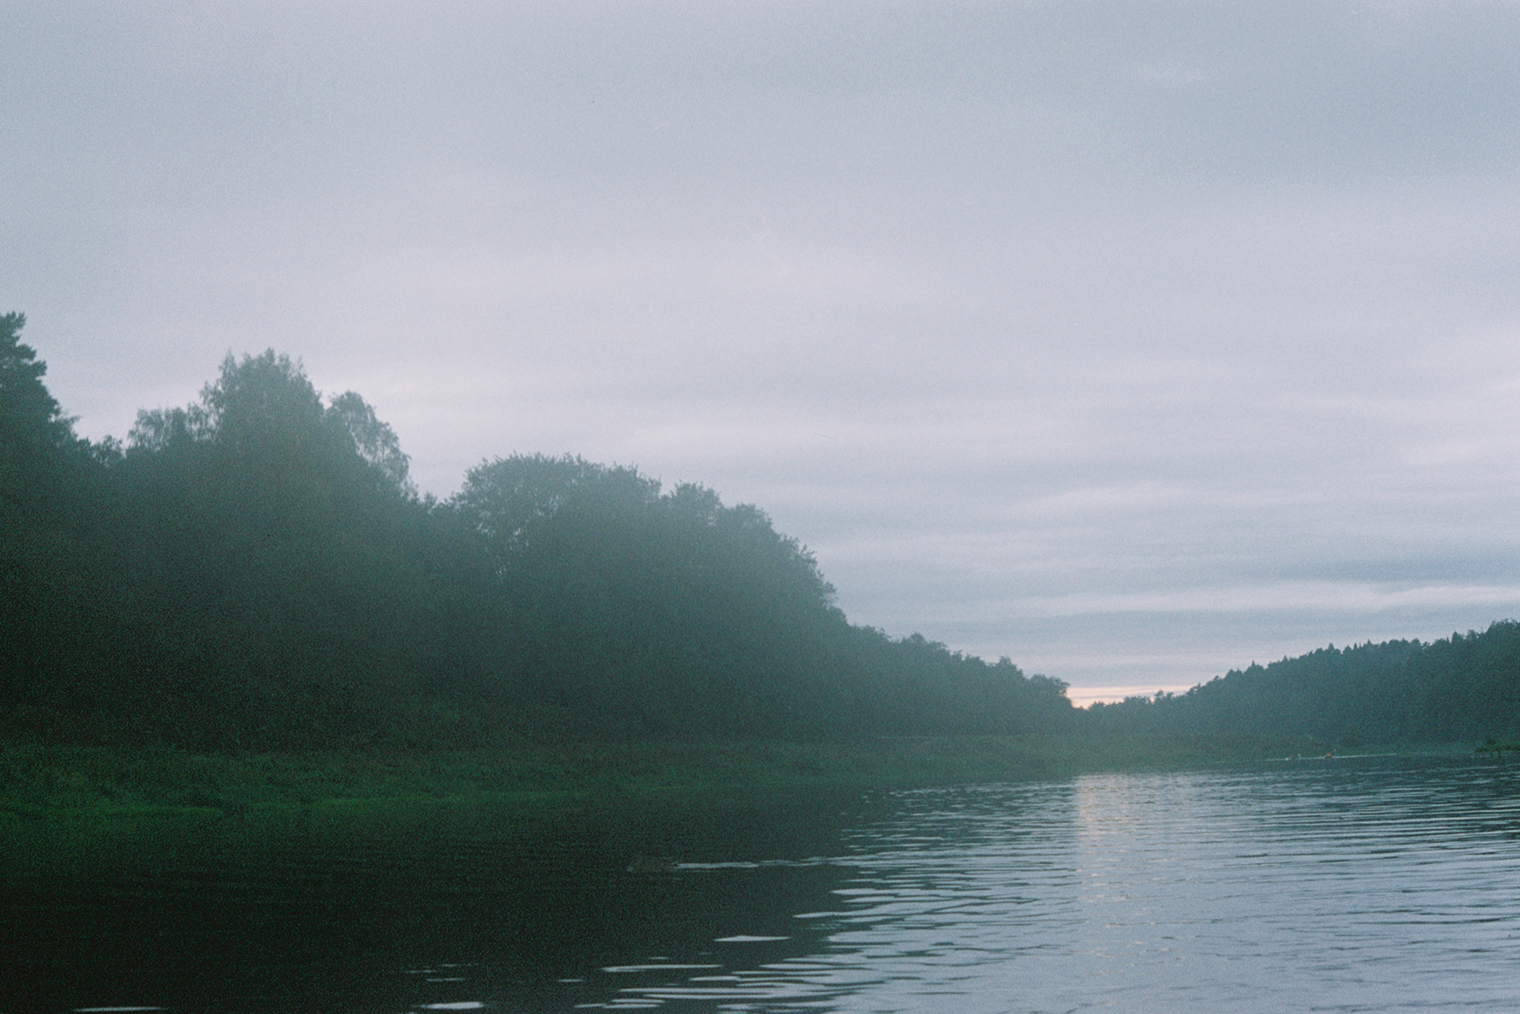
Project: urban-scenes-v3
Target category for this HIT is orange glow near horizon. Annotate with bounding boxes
[1066,684,1199,708]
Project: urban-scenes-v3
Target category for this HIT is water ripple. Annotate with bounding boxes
[571,756,1520,1013]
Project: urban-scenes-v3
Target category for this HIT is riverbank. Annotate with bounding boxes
[0,731,1364,886]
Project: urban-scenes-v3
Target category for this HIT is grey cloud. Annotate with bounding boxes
[6,1,1520,691]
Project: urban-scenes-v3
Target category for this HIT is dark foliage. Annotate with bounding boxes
[2,324,1074,749]
[1,312,116,715]
[12,317,1507,754]
[1086,623,1520,747]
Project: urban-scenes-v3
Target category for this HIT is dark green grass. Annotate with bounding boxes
[0,731,1385,887]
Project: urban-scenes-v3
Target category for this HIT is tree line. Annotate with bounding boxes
[5,313,1515,753]
[1,314,1073,750]
[1086,623,1520,747]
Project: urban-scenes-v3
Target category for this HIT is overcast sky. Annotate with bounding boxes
[6,2,1520,697]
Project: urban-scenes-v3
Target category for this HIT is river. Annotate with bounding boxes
[5,754,1519,1012]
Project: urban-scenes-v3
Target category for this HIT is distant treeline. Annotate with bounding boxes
[4,314,1516,753]
[1087,622,1520,747]
[1,314,1071,749]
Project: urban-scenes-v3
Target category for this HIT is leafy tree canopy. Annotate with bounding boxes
[1,312,82,480]
[453,453,661,558]
[128,349,413,497]
[451,452,836,609]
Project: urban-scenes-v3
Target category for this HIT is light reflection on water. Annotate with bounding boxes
[9,755,1520,1013]
[546,757,1520,1013]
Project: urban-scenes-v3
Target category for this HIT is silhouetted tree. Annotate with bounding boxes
[0,313,118,724]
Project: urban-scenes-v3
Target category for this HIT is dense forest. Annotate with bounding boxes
[1,314,1072,750]
[4,312,1516,753]
[1088,622,1520,747]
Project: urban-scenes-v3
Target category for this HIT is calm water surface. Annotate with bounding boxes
[6,754,1519,1013]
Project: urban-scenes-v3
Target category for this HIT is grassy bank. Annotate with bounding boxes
[0,731,1338,886]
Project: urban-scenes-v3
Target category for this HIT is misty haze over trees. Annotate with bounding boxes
[1088,624,1520,748]
[4,313,1517,753]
